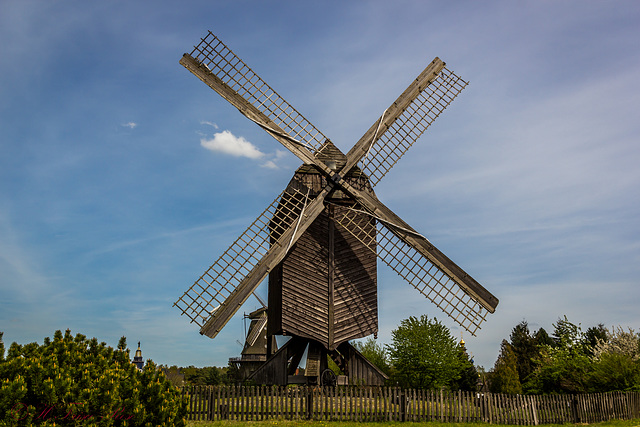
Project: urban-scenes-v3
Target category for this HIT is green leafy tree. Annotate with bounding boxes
[590,352,640,392]
[182,366,229,386]
[524,317,591,394]
[387,315,462,390]
[589,326,640,392]
[353,337,391,377]
[161,366,185,388]
[0,330,187,426]
[489,340,522,394]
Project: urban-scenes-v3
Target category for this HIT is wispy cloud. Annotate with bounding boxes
[260,150,292,169]
[261,160,278,169]
[201,130,264,159]
[122,122,137,129]
[200,121,219,129]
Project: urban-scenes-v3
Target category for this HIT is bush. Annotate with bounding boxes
[0,330,186,426]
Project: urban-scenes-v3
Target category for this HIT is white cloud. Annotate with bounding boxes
[122,122,137,129]
[200,121,219,129]
[201,130,264,159]
[274,150,289,161]
[261,160,278,169]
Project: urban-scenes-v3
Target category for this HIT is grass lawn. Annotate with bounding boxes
[187,420,640,427]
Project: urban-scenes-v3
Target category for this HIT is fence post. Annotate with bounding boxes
[570,395,580,423]
[399,389,407,422]
[306,386,313,420]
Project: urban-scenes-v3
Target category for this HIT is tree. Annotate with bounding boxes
[117,336,127,352]
[182,366,229,386]
[589,326,640,392]
[489,340,522,394]
[552,316,584,350]
[590,352,640,392]
[533,327,554,347]
[524,317,591,394]
[162,366,186,388]
[0,330,186,426]
[352,337,391,377]
[591,326,639,360]
[584,324,608,356]
[454,340,478,392]
[509,321,537,384]
[387,315,462,390]
[226,361,242,385]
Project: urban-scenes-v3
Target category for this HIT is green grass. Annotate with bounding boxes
[187,419,640,427]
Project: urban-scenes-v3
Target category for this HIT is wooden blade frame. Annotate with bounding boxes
[175,31,498,339]
[173,183,330,337]
[332,202,493,336]
[347,64,469,187]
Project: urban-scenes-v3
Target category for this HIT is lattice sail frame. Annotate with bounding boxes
[360,68,468,187]
[173,185,311,328]
[188,31,328,153]
[333,204,488,335]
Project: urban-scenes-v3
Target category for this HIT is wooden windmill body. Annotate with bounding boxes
[269,142,378,352]
[174,32,499,385]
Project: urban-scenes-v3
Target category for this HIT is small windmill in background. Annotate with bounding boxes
[174,32,499,386]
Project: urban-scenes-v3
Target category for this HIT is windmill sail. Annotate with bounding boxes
[347,62,468,187]
[333,203,491,336]
[181,31,330,156]
[174,183,326,336]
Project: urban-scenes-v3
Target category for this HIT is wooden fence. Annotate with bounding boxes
[182,385,640,424]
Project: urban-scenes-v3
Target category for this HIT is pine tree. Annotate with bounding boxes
[454,340,478,391]
[509,321,537,384]
[534,327,554,347]
[489,340,522,394]
[0,330,187,426]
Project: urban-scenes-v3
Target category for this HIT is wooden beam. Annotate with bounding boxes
[180,54,340,178]
[199,188,331,338]
[327,205,335,349]
[337,181,499,313]
[342,58,445,174]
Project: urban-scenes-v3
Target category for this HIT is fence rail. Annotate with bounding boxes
[181,385,640,424]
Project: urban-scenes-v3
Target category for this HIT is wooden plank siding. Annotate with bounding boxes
[183,386,640,424]
[268,163,379,350]
[332,205,378,345]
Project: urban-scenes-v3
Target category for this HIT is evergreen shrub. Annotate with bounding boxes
[0,330,186,426]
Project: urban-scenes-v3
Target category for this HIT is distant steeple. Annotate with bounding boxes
[133,341,144,370]
[459,333,474,364]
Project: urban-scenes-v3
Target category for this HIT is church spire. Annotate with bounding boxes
[133,341,144,370]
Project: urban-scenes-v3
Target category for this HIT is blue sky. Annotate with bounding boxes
[1,1,639,370]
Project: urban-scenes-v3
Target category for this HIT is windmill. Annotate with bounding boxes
[174,32,499,385]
